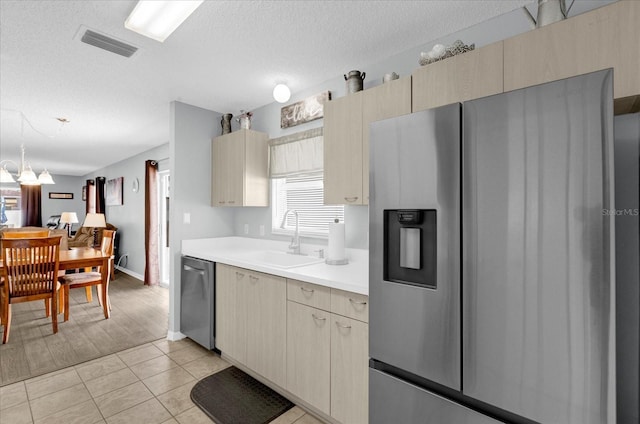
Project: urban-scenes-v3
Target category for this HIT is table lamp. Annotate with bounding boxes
[84,213,106,248]
[60,212,79,237]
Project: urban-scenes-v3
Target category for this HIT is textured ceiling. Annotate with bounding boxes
[0,0,540,176]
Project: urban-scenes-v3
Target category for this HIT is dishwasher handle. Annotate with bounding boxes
[183,264,206,276]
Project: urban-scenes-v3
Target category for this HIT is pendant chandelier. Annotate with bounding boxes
[0,144,55,185]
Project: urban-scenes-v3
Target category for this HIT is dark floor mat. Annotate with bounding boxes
[191,366,294,424]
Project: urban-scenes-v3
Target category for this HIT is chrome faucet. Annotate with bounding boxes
[280,209,301,255]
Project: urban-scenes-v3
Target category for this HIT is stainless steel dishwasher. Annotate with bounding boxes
[180,256,215,350]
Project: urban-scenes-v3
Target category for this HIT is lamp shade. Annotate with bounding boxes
[0,166,16,183]
[84,213,106,228]
[60,212,79,224]
[38,169,55,184]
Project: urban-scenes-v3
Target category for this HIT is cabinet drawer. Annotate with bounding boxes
[287,279,331,311]
[331,289,368,323]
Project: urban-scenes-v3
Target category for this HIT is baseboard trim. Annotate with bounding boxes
[115,266,144,281]
[166,331,186,341]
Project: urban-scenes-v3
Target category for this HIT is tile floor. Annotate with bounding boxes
[0,338,325,424]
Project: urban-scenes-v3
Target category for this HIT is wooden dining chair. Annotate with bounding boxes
[59,230,115,321]
[0,230,54,326]
[0,236,63,344]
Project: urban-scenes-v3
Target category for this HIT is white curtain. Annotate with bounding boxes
[269,128,323,178]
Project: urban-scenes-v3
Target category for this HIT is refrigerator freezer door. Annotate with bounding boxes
[369,104,461,389]
[462,70,615,423]
[370,369,502,424]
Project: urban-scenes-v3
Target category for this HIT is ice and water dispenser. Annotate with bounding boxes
[384,209,436,288]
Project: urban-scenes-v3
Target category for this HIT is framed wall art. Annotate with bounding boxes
[280,91,331,129]
[106,177,124,206]
[49,192,74,200]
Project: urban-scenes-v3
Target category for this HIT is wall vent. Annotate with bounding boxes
[81,29,138,58]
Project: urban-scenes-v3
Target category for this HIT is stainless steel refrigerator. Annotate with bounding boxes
[369,69,616,423]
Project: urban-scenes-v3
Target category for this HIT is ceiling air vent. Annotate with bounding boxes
[81,29,138,58]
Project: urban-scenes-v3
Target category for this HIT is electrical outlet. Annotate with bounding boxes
[244,223,249,234]
[259,225,265,236]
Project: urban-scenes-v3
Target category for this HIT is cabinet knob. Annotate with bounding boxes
[344,196,359,203]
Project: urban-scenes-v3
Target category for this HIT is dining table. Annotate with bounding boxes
[0,247,112,319]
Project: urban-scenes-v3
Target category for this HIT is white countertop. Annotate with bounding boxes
[181,236,369,295]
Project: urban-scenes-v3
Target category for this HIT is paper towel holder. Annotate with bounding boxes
[326,217,349,265]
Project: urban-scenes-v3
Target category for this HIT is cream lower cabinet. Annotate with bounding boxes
[211,129,269,207]
[245,270,287,388]
[286,279,369,424]
[217,268,368,424]
[215,264,286,388]
[286,301,331,415]
[215,263,248,363]
[331,314,369,424]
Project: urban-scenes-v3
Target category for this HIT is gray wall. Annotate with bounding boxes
[168,101,235,335]
[41,174,85,227]
[84,143,170,277]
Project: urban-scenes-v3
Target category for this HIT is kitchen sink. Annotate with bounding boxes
[241,250,325,269]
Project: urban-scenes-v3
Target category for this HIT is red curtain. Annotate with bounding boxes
[144,160,159,286]
[20,185,42,227]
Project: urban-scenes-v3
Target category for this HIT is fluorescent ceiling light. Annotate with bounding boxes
[125,0,204,42]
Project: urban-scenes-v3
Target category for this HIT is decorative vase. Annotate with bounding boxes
[221,114,233,135]
[237,111,252,130]
[344,70,365,94]
[523,0,573,28]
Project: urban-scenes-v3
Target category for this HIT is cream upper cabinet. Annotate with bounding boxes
[362,76,412,203]
[330,314,369,424]
[211,129,269,207]
[504,0,639,115]
[412,41,504,112]
[324,91,364,205]
[286,301,331,414]
[324,77,412,205]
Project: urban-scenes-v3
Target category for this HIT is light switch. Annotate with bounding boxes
[183,212,191,224]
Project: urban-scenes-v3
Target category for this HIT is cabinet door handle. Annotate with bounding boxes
[344,196,359,203]
[228,200,235,204]
[219,201,226,205]
[235,271,245,278]
[300,287,314,294]
[335,321,352,329]
[249,275,259,282]
[312,314,326,322]
[349,298,367,306]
